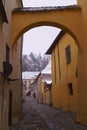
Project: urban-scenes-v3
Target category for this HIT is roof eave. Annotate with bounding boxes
[46,30,65,54]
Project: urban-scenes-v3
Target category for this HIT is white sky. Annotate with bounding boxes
[22,0,77,7]
[22,0,77,55]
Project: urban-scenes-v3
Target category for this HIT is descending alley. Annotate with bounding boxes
[1,1,87,130]
[10,0,87,126]
[10,96,87,130]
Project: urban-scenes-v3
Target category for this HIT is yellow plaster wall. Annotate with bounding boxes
[76,0,87,124]
[11,80,22,124]
[42,82,51,105]
[37,75,43,103]
[52,33,78,112]
[43,90,51,105]
[11,0,87,125]
[37,75,51,105]
[11,7,82,48]
[0,13,3,71]
[1,79,9,130]
[10,38,22,124]
[0,7,9,130]
[0,1,22,130]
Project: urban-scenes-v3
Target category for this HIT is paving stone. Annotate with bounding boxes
[10,97,87,130]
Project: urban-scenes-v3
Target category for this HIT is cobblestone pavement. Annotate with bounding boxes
[10,97,87,130]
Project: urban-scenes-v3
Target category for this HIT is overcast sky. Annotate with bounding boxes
[22,0,77,55]
[22,0,77,7]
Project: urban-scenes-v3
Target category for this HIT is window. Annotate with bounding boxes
[6,44,10,62]
[68,83,73,95]
[76,68,78,77]
[65,45,71,64]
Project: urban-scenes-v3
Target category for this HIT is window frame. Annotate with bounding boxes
[65,45,71,64]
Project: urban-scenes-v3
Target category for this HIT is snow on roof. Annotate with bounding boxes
[41,60,51,74]
[14,5,81,12]
[22,71,40,79]
[42,79,52,84]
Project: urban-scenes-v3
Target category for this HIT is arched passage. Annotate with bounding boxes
[11,5,87,125]
[14,22,80,50]
[11,6,82,48]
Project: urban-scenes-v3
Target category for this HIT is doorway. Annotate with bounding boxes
[8,89,12,126]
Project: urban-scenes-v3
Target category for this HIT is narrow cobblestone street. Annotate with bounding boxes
[10,97,87,130]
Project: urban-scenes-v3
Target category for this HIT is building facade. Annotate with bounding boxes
[46,31,78,112]
[41,76,52,105]
[0,1,23,130]
[7,0,87,126]
[37,60,52,105]
[22,71,40,100]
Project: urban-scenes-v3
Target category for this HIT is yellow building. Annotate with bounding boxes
[37,60,52,105]
[10,0,87,126]
[37,74,52,105]
[42,79,52,105]
[46,30,78,112]
[37,74,43,103]
[0,1,23,130]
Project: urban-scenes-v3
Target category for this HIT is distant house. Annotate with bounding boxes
[46,30,78,112]
[22,71,40,101]
[42,79,52,105]
[29,73,41,99]
[37,60,52,105]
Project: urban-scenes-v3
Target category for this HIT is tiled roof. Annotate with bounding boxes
[13,5,81,12]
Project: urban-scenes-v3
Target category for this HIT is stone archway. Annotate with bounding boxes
[11,5,87,125]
